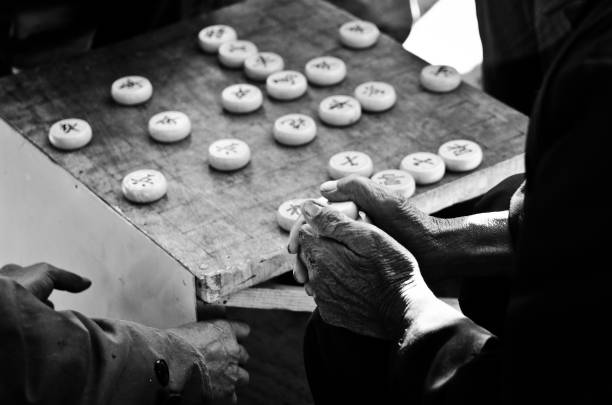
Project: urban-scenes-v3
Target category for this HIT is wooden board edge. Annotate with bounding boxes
[196,250,294,302]
[221,283,461,312]
[197,153,525,301]
[411,153,525,214]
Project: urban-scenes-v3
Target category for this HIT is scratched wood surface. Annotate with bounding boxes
[0,0,527,302]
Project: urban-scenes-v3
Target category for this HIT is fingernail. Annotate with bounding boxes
[302,201,322,218]
[320,180,338,193]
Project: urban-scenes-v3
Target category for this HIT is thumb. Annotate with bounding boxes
[320,175,397,215]
[48,266,92,293]
[301,200,365,247]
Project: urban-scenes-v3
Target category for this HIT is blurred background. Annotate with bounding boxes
[0,0,483,85]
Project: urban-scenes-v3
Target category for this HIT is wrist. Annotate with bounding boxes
[380,269,438,339]
[417,215,456,281]
[399,296,468,349]
[426,211,513,280]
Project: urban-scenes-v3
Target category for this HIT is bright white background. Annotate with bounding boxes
[404,0,482,79]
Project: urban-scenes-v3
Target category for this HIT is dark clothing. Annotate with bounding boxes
[475,0,588,114]
[305,0,612,403]
[304,174,517,404]
[0,1,237,73]
[457,174,524,336]
[476,0,541,114]
[304,309,395,405]
[504,0,611,400]
[0,276,210,404]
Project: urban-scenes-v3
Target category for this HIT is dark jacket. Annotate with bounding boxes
[0,276,209,404]
[394,1,612,403]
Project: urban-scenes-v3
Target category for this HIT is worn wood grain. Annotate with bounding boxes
[224,282,461,313]
[0,0,527,302]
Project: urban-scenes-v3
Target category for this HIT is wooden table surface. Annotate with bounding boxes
[0,0,527,302]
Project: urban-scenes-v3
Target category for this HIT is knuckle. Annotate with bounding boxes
[393,193,413,212]
[343,175,367,195]
[229,345,241,357]
[213,319,232,334]
[299,248,315,270]
[320,211,343,232]
[228,362,240,378]
[376,186,400,206]
[1,263,20,271]
[37,263,55,276]
[297,225,309,241]
[343,174,362,186]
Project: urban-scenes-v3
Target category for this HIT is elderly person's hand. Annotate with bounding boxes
[290,175,513,284]
[320,176,449,273]
[169,320,250,404]
[291,199,435,339]
[0,262,91,307]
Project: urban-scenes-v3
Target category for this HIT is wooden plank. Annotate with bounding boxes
[224,282,461,313]
[0,0,527,302]
[225,283,318,312]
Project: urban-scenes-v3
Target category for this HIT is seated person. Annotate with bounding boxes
[0,262,249,404]
[290,0,611,403]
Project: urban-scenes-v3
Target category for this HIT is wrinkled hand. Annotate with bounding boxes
[291,200,430,339]
[317,176,450,279]
[0,262,91,306]
[169,320,250,404]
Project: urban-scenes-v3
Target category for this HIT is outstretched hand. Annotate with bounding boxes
[0,262,91,306]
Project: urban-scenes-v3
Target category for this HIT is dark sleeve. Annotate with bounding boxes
[388,53,612,405]
[0,276,210,404]
[390,309,499,405]
[504,55,612,402]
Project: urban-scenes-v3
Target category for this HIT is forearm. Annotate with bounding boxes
[0,277,209,404]
[428,211,514,280]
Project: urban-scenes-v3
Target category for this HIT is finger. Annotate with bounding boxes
[301,200,368,247]
[47,266,91,293]
[237,345,249,364]
[229,321,250,339]
[298,246,318,283]
[236,367,250,387]
[292,223,316,283]
[293,255,308,284]
[304,283,314,297]
[287,214,306,254]
[320,175,396,214]
[196,302,227,321]
[0,263,21,274]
